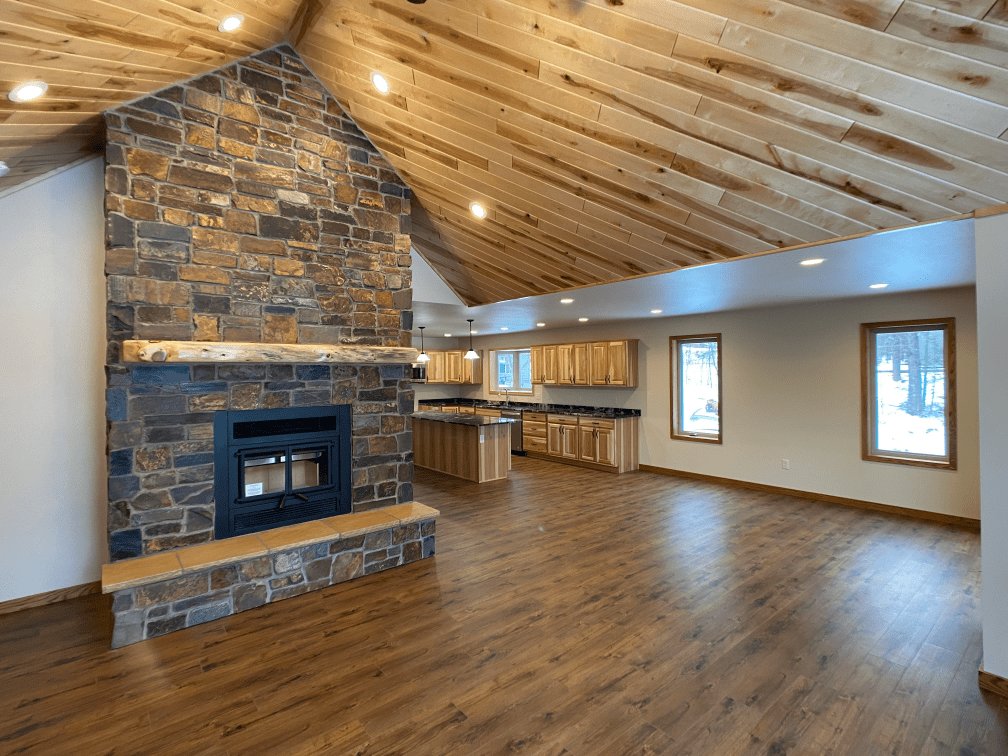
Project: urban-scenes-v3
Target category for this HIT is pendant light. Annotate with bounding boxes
[416,326,430,363]
[464,319,478,360]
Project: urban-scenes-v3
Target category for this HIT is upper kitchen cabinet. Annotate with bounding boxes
[533,340,638,387]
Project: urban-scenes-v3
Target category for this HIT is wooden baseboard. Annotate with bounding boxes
[979,662,1008,698]
[0,581,102,616]
[638,464,980,530]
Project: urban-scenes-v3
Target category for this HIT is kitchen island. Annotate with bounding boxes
[411,411,519,483]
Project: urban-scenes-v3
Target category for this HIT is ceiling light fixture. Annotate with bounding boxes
[869,283,889,289]
[218,14,244,32]
[370,71,390,94]
[500,326,508,331]
[465,319,479,360]
[560,298,573,304]
[651,309,662,314]
[444,333,451,337]
[416,326,430,363]
[469,202,487,219]
[0,161,8,178]
[800,258,825,266]
[536,322,545,327]
[578,317,588,322]
[8,81,47,103]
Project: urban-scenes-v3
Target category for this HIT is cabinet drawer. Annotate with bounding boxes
[524,435,547,452]
[523,420,546,436]
[579,417,615,429]
[547,414,578,426]
[523,411,546,422]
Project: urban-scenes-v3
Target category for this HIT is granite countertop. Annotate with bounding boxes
[416,399,640,419]
[411,410,521,427]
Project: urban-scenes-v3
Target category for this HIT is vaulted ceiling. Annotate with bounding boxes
[3,0,1007,307]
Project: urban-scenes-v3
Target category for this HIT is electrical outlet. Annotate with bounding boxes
[782,459,790,470]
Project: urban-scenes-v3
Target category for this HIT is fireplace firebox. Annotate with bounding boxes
[214,405,352,540]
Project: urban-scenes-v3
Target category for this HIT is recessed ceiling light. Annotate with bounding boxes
[370,71,390,94]
[869,283,889,289]
[469,202,487,219]
[560,298,574,304]
[578,317,588,322]
[536,322,545,327]
[444,333,451,337]
[0,161,8,178]
[218,14,243,32]
[500,326,508,331]
[651,309,662,314]
[800,258,825,266]
[8,81,48,103]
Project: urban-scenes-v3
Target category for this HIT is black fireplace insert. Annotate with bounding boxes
[214,405,352,539]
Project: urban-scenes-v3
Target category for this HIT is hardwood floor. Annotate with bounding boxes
[2,457,1005,755]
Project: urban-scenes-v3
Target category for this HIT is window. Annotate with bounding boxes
[861,318,956,469]
[670,334,722,443]
[492,349,533,394]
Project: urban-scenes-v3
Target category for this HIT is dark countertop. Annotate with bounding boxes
[411,411,521,427]
[417,399,641,419]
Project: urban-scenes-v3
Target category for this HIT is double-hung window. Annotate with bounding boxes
[861,318,956,469]
[670,334,722,443]
[492,349,532,394]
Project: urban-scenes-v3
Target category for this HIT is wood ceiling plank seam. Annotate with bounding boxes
[336,6,541,80]
[0,0,254,67]
[694,0,1008,108]
[401,159,669,277]
[595,105,897,232]
[570,219,723,269]
[694,96,1004,212]
[432,218,605,291]
[578,200,670,246]
[409,152,699,274]
[0,68,165,95]
[0,39,213,83]
[889,0,995,21]
[426,195,621,282]
[485,0,680,57]
[983,1,1008,26]
[332,0,480,37]
[717,21,1008,136]
[682,213,779,256]
[772,0,904,32]
[344,27,600,123]
[576,0,729,46]
[0,17,228,77]
[151,0,296,37]
[885,2,1008,70]
[716,192,837,244]
[19,0,285,51]
[670,33,1008,175]
[475,7,866,147]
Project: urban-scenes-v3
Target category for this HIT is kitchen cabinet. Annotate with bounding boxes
[557,345,572,385]
[530,413,638,473]
[446,350,462,383]
[572,343,589,385]
[547,415,579,459]
[428,351,445,384]
[543,345,557,384]
[589,340,637,387]
[531,346,543,384]
[462,351,482,385]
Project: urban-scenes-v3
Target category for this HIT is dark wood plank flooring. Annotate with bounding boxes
[2,457,1005,755]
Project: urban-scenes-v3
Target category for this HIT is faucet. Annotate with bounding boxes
[504,388,509,406]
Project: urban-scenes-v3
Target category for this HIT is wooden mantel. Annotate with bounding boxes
[122,340,418,364]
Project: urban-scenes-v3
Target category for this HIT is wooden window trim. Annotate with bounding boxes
[860,317,956,470]
[670,334,723,445]
[488,349,534,396]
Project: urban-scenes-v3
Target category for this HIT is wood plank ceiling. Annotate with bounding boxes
[2,0,1008,306]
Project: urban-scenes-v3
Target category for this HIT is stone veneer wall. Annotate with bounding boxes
[103,45,415,560]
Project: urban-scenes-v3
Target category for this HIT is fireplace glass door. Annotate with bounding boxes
[238,444,332,503]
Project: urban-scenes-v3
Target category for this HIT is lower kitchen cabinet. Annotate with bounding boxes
[547,415,579,459]
[531,414,637,473]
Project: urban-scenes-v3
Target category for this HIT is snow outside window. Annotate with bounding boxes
[492,349,533,394]
[861,318,956,470]
[670,335,722,443]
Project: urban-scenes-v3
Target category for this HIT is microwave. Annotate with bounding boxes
[411,364,427,383]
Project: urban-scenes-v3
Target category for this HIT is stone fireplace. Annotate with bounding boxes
[104,44,417,562]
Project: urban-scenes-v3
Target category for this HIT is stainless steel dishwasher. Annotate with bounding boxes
[500,408,524,454]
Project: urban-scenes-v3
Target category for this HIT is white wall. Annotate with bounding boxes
[429,286,980,520]
[975,213,1008,677]
[0,158,107,602]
